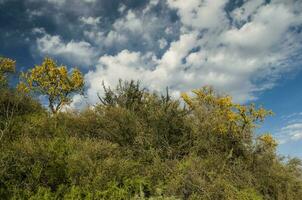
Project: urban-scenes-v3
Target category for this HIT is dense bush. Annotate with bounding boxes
[1,79,302,199]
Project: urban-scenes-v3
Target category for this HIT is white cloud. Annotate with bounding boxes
[46,0,65,5]
[78,34,189,103]
[143,0,159,13]
[158,38,168,49]
[159,33,198,69]
[104,10,152,46]
[277,123,302,144]
[167,0,229,30]
[276,110,302,144]
[75,33,254,106]
[32,27,46,34]
[225,3,297,51]
[118,4,127,14]
[162,0,302,102]
[231,0,265,23]
[82,10,147,48]
[113,11,143,34]
[80,16,101,26]
[73,50,157,106]
[103,31,128,47]
[36,32,96,66]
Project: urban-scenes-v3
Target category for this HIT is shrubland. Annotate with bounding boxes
[0,57,302,199]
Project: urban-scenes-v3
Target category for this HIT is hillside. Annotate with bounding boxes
[1,57,302,199]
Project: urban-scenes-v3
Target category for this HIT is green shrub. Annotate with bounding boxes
[0,80,301,199]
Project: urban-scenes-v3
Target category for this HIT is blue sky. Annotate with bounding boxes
[1,0,302,157]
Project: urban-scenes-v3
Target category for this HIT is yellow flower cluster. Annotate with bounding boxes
[259,134,278,148]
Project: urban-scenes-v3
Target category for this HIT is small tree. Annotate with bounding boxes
[18,57,84,114]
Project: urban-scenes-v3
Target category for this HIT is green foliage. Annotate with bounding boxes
[0,78,301,199]
[0,88,44,143]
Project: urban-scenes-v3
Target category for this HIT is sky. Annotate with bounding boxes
[0,0,302,157]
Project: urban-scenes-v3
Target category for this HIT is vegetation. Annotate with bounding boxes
[1,56,302,199]
[0,57,15,86]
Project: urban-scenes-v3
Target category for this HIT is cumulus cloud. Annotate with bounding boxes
[225,3,298,51]
[72,50,157,107]
[36,32,96,66]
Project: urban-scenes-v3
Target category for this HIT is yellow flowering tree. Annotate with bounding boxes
[181,86,275,160]
[18,57,84,114]
[0,56,15,86]
[181,86,273,138]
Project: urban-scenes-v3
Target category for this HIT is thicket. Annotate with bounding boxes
[1,57,302,200]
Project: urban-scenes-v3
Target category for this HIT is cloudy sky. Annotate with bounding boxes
[1,0,302,157]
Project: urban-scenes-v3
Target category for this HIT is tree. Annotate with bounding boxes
[18,57,84,114]
[181,86,273,159]
[98,80,146,111]
[0,56,15,86]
